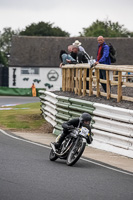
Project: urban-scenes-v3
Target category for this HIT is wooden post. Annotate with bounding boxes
[106,70,110,99]
[62,68,66,91]
[117,71,122,102]
[71,68,74,92]
[78,69,82,96]
[113,71,116,81]
[83,68,87,96]
[89,68,93,96]
[68,68,71,91]
[96,69,100,97]
[126,72,128,82]
[75,68,78,94]
[65,68,68,91]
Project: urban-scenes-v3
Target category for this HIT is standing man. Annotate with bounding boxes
[95,36,111,92]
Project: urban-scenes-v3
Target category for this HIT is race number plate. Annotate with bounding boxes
[79,127,89,137]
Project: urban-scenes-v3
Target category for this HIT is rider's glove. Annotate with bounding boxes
[87,135,93,144]
[67,125,74,132]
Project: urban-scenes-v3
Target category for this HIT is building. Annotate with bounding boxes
[9,36,133,90]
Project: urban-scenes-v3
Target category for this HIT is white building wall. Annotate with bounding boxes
[9,67,62,91]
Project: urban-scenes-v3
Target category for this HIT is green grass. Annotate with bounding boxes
[0,102,45,131]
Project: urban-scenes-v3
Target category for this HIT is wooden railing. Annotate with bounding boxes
[62,64,133,102]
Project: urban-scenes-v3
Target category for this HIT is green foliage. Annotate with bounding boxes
[0,27,20,66]
[19,21,70,37]
[80,19,131,37]
[129,32,133,37]
[0,51,7,66]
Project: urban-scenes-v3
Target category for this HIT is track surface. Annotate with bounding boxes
[0,96,39,106]
[0,130,133,200]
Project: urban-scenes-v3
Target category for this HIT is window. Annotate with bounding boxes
[21,67,39,75]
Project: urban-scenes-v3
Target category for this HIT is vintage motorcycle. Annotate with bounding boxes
[49,126,92,166]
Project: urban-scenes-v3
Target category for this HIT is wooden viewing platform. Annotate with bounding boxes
[62,64,133,102]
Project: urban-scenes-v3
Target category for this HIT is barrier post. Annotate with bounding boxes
[96,69,100,97]
[117,71,122,102]
[67,68,71,91]
[71,68,74,92]
[106,70,110,99]
[89,68,93,96]
[83,68,87,96]
[78,69,82,96]
[62,68,66,91]
[75,68,78,94]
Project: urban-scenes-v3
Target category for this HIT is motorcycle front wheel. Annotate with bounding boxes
[66,138,86,166]
[49,149,58,161]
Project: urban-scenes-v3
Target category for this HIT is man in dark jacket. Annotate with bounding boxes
[53,113,93,150]
[95,36,111,92]
[71,45,89,89]
[71,45,88,63]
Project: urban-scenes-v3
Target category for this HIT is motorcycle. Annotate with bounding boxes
[49,126,91,166]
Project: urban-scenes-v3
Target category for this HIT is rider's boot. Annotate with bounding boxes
[54,133,66,149]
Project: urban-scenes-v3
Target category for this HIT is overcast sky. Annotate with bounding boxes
[0,0,133,36]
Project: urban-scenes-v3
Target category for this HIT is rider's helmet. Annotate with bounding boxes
[79,112,91,128]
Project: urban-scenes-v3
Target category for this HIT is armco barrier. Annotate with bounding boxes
[93,116,133,137]
[93,103,133,123]
[39,90,133,158]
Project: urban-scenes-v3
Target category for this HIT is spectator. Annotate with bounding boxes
[59,50,77,68]
[31,83,36,97]
[72,40,91,60]
[72,45,89,89]
[73,40,85,53]
[72,45,88,63]
[67,45,73,53]
[95,36,111,92]
[67,45,77,61]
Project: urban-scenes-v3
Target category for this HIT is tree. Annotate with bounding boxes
[19,21,70,37]
[0,51,7,66]
[80,19,131,37]
[129,32,133,37]
[0,27,19,66]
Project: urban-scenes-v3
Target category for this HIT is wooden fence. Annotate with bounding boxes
[62,64,133,102]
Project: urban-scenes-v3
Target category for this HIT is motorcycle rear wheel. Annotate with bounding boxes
[49,149,58,161]
[66,138,86,166]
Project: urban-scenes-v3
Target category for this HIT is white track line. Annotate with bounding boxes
[0,129,51,149]
[81,158,133,176]
[1,129,133,177]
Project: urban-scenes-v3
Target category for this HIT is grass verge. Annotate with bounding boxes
[0,102,52,133]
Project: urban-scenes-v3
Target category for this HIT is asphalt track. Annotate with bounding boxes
[0,96,40,107]
[0,130,133,200]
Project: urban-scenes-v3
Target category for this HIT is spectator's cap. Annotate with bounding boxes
[72,40,81,46]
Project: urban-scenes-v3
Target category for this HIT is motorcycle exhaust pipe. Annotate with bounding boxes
[50,143,56,152]
[50,143,72,157]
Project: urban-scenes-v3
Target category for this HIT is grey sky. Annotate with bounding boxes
[0,0,133,36]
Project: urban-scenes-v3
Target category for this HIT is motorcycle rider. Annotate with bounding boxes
[53,112,93,149]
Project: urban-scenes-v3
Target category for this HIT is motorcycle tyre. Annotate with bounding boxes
[49,149,58,161]
[66,139,86,166]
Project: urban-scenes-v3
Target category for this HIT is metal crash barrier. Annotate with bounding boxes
[39,90,133,158]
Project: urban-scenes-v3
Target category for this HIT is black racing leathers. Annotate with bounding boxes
[62,118,92,144]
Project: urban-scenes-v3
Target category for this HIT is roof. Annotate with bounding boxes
[9,36,133,67]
